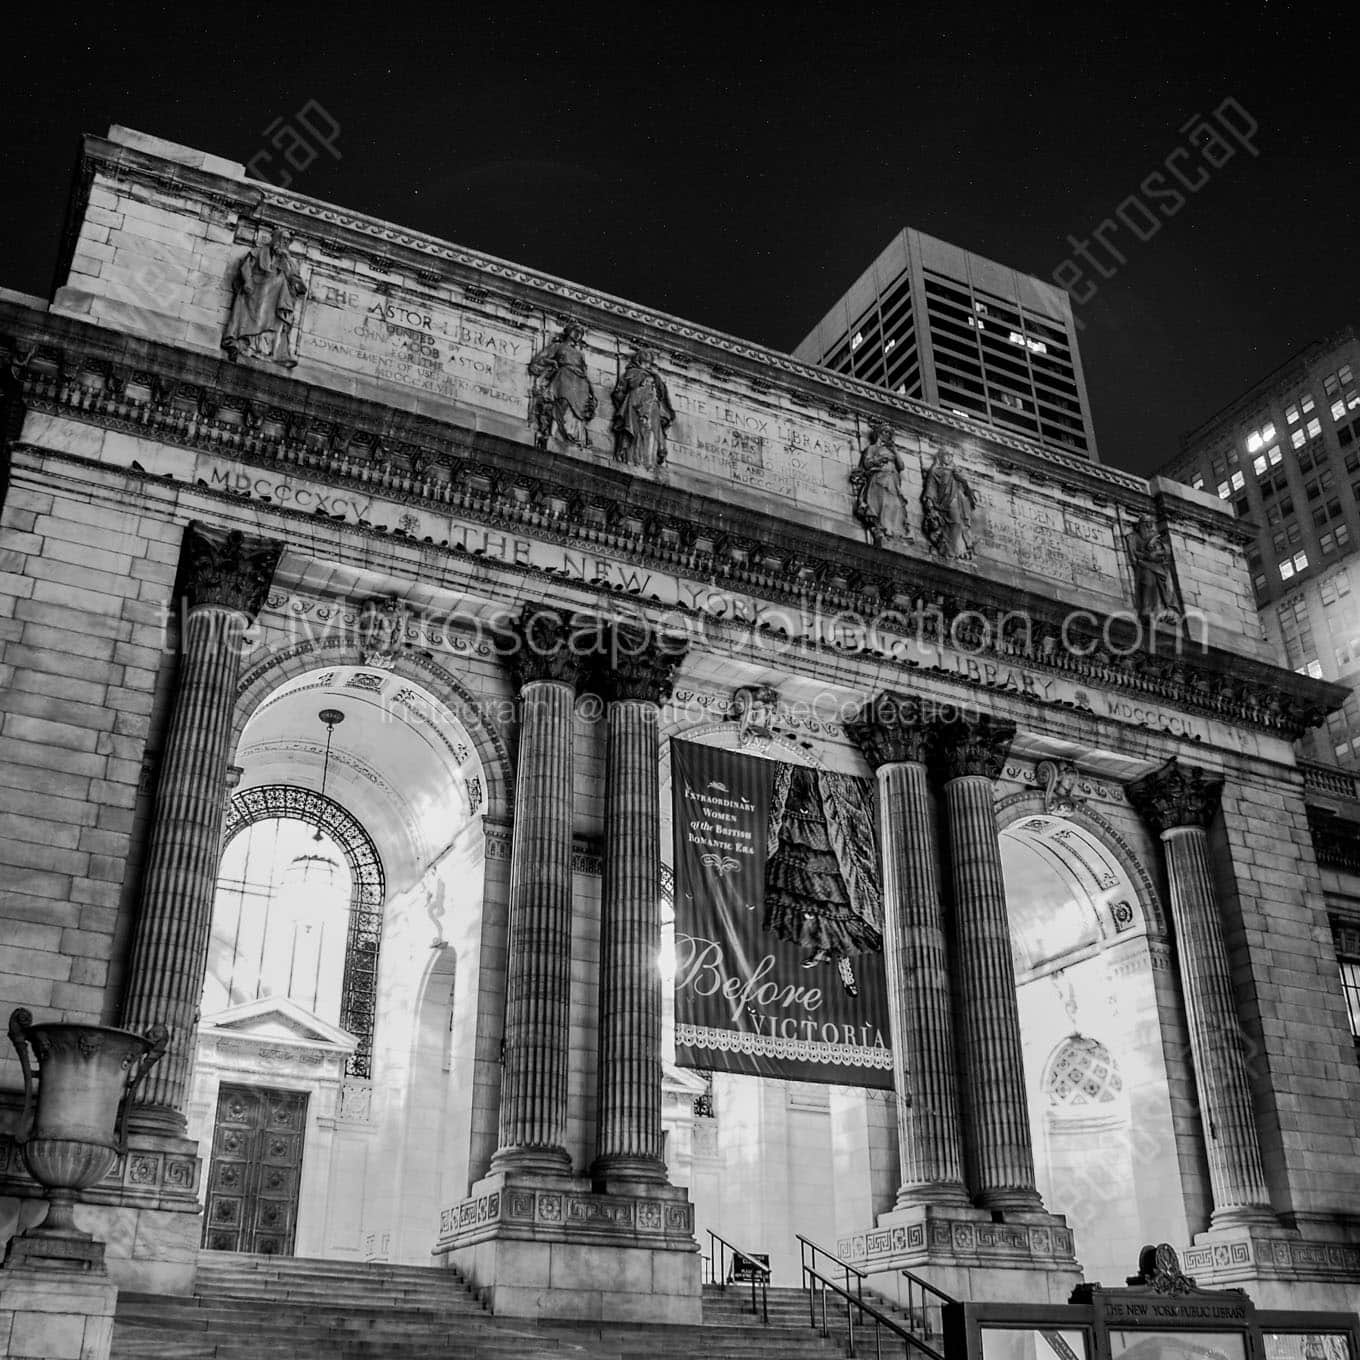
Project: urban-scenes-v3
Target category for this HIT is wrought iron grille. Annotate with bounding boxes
[222,785,386,1078]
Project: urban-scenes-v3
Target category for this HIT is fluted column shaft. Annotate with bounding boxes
[1128,759,1274,1226]
[591,633,685,1187]
[122,523,281,1126]
[494,677,577,1173]
[122,609,248,1115]
[593,699,665,1181]
[879,762,970,1201]
[939,719,1043,1213]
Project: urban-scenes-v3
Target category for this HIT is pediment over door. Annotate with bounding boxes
[198,996,358,1074]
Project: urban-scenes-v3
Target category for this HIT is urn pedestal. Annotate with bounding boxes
[0,1010,166,1360]
[4,1008,168,1273]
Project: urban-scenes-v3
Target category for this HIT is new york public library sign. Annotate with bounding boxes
[29,427,1291,750]
[190,451,1217,744]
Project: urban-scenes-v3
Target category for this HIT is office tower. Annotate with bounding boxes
[794,227,1099,460]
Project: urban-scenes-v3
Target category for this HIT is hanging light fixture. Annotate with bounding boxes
[313,708,345,840]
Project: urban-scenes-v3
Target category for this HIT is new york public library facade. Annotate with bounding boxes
[2,126,1360,1329]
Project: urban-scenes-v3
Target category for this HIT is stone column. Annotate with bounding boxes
[1126,758,1275,1227]
[491,607,588,1176]
[121,523,281,1129]
[591,630,686,1187]
[936,715,1044,1213]
[847,696,968,1207]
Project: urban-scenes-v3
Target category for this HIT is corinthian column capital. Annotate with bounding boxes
[1127,757,1224,833]
[181,522,283,621]
[504,605,592,691]
[597,627,688,706]
[846,692,936,768]
[934,714,1016,782]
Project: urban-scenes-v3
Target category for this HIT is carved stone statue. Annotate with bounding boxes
[528,321,597,450]
[921,447,976,561]
[850,421,910,548]
[1126,515,1181,619]
[611,346,674,468]
[222,228,307,368]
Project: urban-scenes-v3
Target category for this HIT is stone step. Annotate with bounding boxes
[112,1256,853,1360]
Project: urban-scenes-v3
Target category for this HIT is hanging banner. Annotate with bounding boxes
[670,738,893,1088]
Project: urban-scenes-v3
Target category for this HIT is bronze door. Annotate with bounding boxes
[202,1083,308,1254]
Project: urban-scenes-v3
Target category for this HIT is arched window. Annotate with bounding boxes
[215,786,385,1078]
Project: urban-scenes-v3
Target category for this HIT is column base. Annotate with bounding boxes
[0,1122,201,1296]
[589,1154,670,1195]
[836,1202,1082,1305]
[434,1169,700,1322]
[488,1146,574,1178]
[895,1181,973,1211]
[1185,1222,1360,1309]
[0,1264,117,1360]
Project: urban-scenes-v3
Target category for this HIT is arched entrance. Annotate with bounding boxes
[188,662,490,1262]
[999,802,1199,1284]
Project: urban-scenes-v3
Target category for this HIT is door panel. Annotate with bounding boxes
[202,1083,307,1255]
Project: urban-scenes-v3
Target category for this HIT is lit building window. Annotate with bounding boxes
[1326,372,1340,396]
[1218,481,1232,499]
[1307,418,1323,439]
[1191,475,1205,490]
[1303,393,1316,412]
[1287,403,1300,424]
[1246,431,1264,453]
[1262,421,1277,443]
[1306,660,1325,679]
[1333,400,1348,422]
[1292,429,1307,449]
[1231,470,1245,491]
[1295,550,1310,571]
[851,331,864,351]
[1253,454,1268,476]
[1268,445,1282,465]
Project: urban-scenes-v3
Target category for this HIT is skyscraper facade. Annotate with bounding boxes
[794,227,1099,461]
[1159,327,1360,764]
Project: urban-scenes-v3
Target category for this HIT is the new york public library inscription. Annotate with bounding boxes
[176,449,1212,745]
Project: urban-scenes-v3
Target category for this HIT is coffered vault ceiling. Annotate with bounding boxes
[234,666,477,892]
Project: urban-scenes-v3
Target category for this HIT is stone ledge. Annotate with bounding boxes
[1187,1228,1360,1286]
[838,1206,1079,1272]
[435,1177,695,1255]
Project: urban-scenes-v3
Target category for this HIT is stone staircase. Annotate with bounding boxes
[109,1252,851,1359]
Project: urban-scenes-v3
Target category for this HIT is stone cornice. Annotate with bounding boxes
[0,308,1346,741]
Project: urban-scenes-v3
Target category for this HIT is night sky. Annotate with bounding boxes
[5,2,1355,477]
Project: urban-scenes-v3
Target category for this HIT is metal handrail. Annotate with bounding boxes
[706,1228,770,1325]
[897,1265,956,1342]
[803,1264,945,1360]
[798,1233,865,1311]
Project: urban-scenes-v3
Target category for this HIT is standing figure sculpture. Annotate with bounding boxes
[1126,515,1181,619]
[222,228,307,368]
[528,321,597,450]
[850,421,911,547]
[611,346,675,468]
[921,447,977,561]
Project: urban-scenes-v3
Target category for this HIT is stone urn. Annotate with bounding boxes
[7,1007,167,1267]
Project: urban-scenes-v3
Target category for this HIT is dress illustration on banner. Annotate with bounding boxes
[762,764,882,997]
